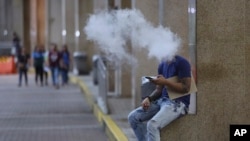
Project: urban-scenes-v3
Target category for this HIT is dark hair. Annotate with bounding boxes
[62,44,69,54]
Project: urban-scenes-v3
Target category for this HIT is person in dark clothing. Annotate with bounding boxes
[17,48,30,87]
[48,43,61,89]
[13,32,21,57]
[32,46,44,86]
[60,44,71,86]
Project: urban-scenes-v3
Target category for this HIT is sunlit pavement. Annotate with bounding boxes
[0,74,108,141]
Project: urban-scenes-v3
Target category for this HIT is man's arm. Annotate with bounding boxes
[141,85,163,110]
[151,76,191,94]
[147,85,163,102]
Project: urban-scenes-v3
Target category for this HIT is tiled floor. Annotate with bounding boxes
[0,75,108,141]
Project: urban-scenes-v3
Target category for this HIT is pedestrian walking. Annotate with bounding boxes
[17,48,30,87]
[32,45,44,86]
[60,44,71,86]
[48,43,61,89]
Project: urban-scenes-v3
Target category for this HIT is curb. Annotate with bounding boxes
[70,76,128,141]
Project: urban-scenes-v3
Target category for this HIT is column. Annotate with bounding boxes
[61,0,66,44]
[158,0,164,25]
[23,0,31,52]
[30,0,37,51]
[74,0,79,52]
[65,0,76,55]
[188,0,197,114]
[44,0,49,50]
[36,0,45,46]
[47,0,62,47]
[0,0,6,41]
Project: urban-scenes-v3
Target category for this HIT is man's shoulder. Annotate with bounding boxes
[175,56,190,64]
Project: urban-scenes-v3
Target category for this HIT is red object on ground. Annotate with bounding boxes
[0,56,16,74]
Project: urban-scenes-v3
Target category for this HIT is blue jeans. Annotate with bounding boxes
[18,69,28,85]
[128,97,187,141]
[50,67,59,86]
[61,68,69,84]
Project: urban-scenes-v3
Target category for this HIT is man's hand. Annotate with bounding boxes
[150,75,167,85]
[141,97,151,110]
[151,75,191,94]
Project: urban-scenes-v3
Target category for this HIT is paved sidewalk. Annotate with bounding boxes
[71,73,137,141]
[0,74,108,141]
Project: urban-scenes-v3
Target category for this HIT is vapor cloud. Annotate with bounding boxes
[84,9,181,63]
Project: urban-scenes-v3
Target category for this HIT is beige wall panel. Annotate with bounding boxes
[93,0,107,13]
[192,0,248,141]
[65,0,75,56]
[13,0,24,45]
[245,0,250,121]
[135,0,159,26]
[79,0,94,70]
[48,0,62,47]
[132,0,159,106]
[164,0,189,58]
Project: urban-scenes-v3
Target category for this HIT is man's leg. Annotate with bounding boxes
[65,70,69,84]
[54,67,59,88]
[61,69,66,85]
[147,101,186,141]
[50,67,55,86]
[24,70,28,86]
[128,102,160,141]
[44,71,48,85]
[38,66,43,86]
[18,69,22,86]
[35,66,39,85]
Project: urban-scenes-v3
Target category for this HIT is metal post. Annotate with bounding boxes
[114,61,121,96]
[97,58,109,114]
[188,0,197,114]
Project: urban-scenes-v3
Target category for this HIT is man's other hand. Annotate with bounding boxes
[141,97,151,110]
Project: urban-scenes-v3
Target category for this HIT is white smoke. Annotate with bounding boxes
[84,9,181,62]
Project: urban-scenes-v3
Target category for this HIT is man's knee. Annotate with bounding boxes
[128,111,135,123]
[128,110,142,124]
[147,120,160,132]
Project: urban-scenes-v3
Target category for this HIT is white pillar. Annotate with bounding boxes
[158,0,164,25]
[188,0,197,114]
[74,0,79,52]
[61,0,66,44]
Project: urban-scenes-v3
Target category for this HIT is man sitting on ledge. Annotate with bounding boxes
[128,55,191,141]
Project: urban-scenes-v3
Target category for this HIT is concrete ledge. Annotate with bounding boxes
[70,76,128,141]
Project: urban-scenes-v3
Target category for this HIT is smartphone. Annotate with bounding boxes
[145,76,153,80]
